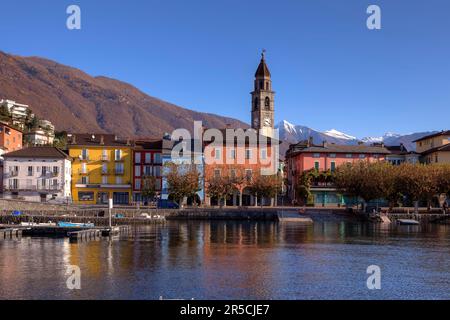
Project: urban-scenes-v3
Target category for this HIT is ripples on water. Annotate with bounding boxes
[0,214,449,300]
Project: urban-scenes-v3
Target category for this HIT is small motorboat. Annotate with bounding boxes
[397,219,420,225]
[20,222,57,227]
[57,222,95,228]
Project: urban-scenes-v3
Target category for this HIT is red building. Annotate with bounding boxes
[132,140,163,204]
[285,140,390,206]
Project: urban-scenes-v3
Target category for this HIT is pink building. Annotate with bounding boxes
[285,140,390,206]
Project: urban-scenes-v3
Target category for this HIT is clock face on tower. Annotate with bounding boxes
[264,117,272,127]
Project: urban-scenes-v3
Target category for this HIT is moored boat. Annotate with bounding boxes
[397,219,420,225]
[57,222,95,228]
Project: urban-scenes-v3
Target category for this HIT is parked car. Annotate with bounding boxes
[157,199,179,209]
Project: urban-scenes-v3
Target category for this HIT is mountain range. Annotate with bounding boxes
[0,51,247,138]
[276,120,435,151]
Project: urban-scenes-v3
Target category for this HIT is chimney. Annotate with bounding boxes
[100,135,104,145]
[322,140,328,148]
[72,135,76,144]
[126,138,131,146]
[308,136,314,147]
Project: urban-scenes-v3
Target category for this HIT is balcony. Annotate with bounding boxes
[6,171,19,178]
[4,184,62,192]
[41,171,59,178]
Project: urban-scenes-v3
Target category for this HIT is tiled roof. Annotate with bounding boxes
[287,143,391,157]
[3,146,71,159]
[67,133,132,147]
[413,130,450,142]
[134,140,163,150]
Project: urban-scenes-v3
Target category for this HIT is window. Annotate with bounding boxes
[115,149,122,161]
[78,192,94,201]
[229,149,236,159]
[265,97,271,110]
[102,176,108,184]
[102,149,108,161]
[245,149,252,160]
[81,149,89,160]
[215,148,221,160]
[254,97,259,110]
[81,176,89,184]
[81,163,87,174]
[154,153,162,164]
[144,165,152,176]
[27,166,33,176]
[230,169,237,178]
[260,148,267,160]
[135,152,141,164]
[313,153,320,158]
[154,166,161,177]
[214,169,221,178]
[116,176,123,185]
[53,166,59,175]
[102,163,108,174]
[135,179,141,190]
[115,163,124,174]
[135,165,141,177]
[330,161,336,172]
[329,153,336,158]
[359,154,366,159]
[314,161,320,171]
[145,153,152,164]
[245,169,253,181]
[346,154,352,158]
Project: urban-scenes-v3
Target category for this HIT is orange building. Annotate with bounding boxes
[203,53,280,206]
[0,121,23,155]
[0,121,23,194]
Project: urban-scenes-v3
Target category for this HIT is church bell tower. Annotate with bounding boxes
[251,50,275,136]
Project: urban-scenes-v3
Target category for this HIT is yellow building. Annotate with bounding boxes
[68,134,133,205]
[414,130,450,164]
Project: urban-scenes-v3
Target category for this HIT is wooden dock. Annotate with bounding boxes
[68,229,102,242]
[0,224,132,242]
[0,228,23,240]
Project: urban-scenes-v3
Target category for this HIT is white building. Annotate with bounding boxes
[24,129,54,146]
[0,99,30,128]
[2,147,72,202]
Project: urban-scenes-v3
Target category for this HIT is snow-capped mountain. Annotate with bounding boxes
[323,129,357,141]
[276,120,435,151]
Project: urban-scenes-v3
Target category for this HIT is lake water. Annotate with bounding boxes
[0,215,449,300]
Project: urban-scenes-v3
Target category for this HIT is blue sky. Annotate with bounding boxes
[1,0,449,137]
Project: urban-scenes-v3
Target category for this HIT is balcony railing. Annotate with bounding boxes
[5,171,19,178]
[41,171,59,178]
[4,184,62,192]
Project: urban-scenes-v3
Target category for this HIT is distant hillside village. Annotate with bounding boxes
[0,54,449,208]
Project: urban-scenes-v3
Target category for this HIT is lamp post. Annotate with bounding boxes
[108,198,113,229]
